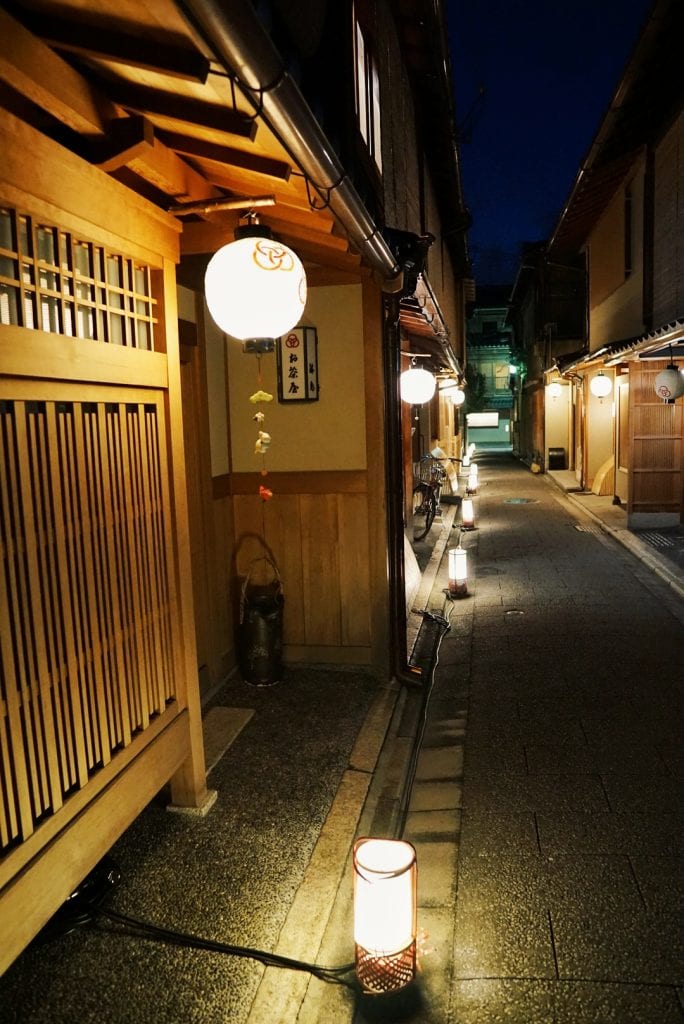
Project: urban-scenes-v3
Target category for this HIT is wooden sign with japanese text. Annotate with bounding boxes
[276,327,319,402]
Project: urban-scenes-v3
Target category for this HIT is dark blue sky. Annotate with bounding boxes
[447,0,655,284]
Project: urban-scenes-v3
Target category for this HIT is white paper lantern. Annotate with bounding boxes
[654,366,684,402]
[590,372,612,398]
[400,366,436,404]
[353,838,417,993]
[448,545,468,596]
[548,380,562,399]
[452,387,466,406]
[461,498,475,529]
[204,235,306,340]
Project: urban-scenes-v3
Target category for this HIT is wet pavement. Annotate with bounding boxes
[1,452,682,1024]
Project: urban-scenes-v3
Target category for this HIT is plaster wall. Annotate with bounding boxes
[586,377,615,487]
[587,154,645,348]
[227,284,367,472]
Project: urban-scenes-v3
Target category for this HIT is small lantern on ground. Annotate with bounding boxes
[461,497,475,530]
[353,838,417,995]
[448,545,468,597]
[467,463,478,493]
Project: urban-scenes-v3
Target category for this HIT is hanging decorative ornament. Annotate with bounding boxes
[204,224,306,341]
[654,364,684,402]
[249,355,275,502]
[254,430,271,454]
[250,389,274,404]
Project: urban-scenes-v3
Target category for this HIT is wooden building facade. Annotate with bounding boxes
[0,0,469,967]
[512,0,684,526]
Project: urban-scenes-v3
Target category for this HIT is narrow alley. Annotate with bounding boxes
[1,453,681,1024]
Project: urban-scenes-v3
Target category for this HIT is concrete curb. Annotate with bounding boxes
[244,680,403,1023]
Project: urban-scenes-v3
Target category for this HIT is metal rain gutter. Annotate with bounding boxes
[176,0,401,283]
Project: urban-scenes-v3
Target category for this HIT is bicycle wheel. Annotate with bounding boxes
[412,484,436,541]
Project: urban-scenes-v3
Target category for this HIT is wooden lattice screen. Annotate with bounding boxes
[0,388,178,853]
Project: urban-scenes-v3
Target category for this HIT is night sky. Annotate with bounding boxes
[446,0,655,285]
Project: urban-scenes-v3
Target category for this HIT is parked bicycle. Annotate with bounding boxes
[411,455,446,541]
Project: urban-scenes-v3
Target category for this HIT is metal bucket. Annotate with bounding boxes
[237,557,284,686]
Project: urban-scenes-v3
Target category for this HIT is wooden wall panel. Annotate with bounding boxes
[301,494,341,645]
[258,495,306,645]
[338,493,371,646]
[231,484,372,656]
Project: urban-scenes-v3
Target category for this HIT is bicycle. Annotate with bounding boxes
[411,456,446,541]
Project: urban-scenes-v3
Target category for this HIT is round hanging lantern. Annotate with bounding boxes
[654,365,684,402]
[452,386,466,406]
[400,366,436,404]
[204,233,307,340]
[548,380,562,399]
[589,372,612,398]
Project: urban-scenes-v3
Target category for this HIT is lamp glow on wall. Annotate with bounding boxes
[461,497,475,530]
[353,837,417,994]
[448,544,468,596]
[204,223,307,342]
[400,359,436,404]
[548,380,563,399]
[589,371,612,399]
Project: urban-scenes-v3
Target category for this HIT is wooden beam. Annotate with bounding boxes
[92,114,156,171]
[28,14,210,83]
[128,135,223,202]
[158,129,292,181]
[0,8,117,135]
[106,81,257,140]
[180,217,354,260]
[204,164,314,214]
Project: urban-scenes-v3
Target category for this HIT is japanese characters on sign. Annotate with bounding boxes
[276,327,319,403]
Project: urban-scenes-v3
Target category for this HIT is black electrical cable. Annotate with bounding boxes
[93,907,356,987]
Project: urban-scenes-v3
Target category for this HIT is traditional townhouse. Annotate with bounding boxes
[507,243,586,471]
[538,0,683,523]
[465,285,515,450]
[0,0,469,966]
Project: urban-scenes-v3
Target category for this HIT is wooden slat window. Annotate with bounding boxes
[0,393,176,852]
[0,207,156,349]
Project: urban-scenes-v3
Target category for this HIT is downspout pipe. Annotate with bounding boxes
[176,0,401,283]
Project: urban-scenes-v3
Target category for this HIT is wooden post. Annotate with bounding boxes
[158,257,214,812]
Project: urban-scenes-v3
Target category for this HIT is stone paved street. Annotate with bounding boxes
[1,453,681,1024]
[403,451,684,1024]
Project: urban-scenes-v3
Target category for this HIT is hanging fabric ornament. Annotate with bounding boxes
[250,389,273,404]
[259,485,273,502]
[254,431,272,454]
